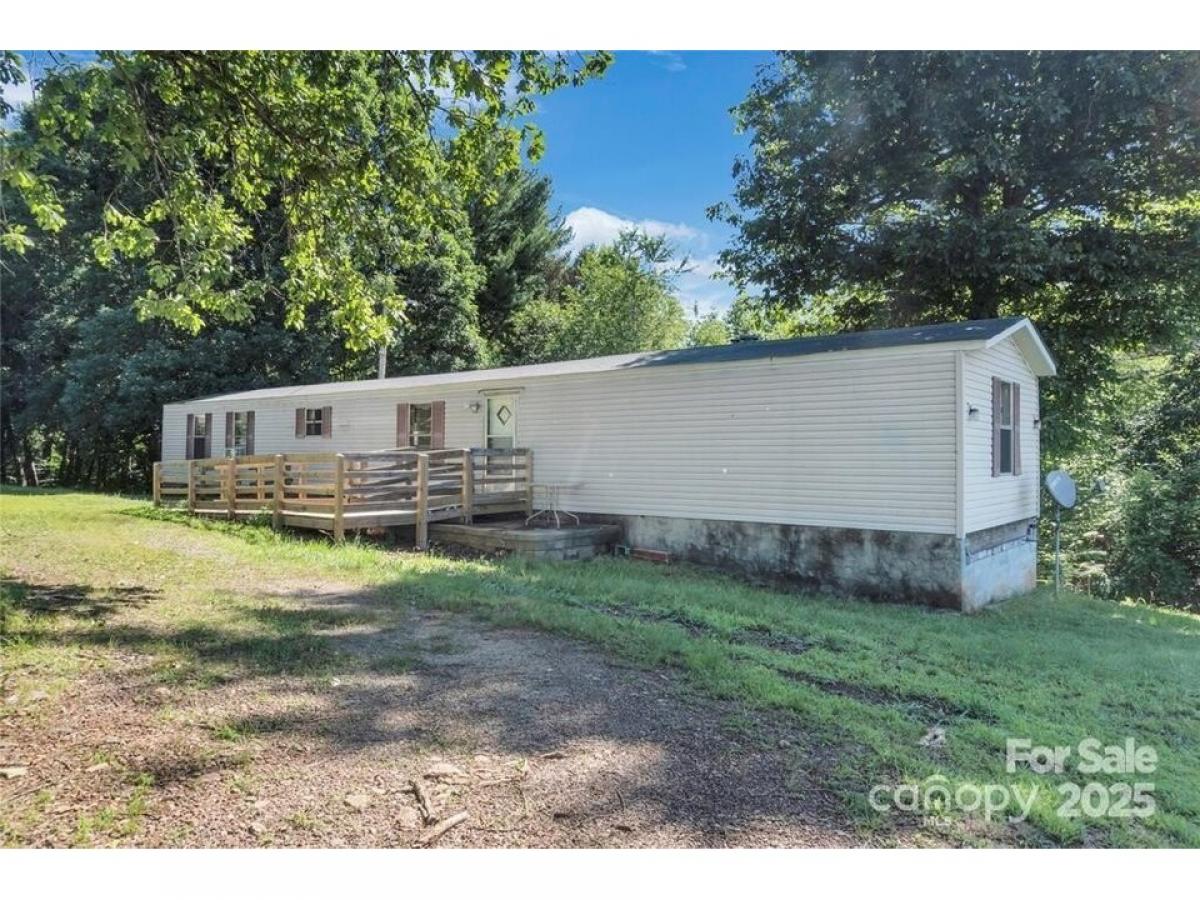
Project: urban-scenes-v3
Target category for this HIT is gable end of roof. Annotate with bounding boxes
[984,318,1057,377]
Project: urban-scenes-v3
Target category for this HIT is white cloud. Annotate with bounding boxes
[2,77,34,108]
[647,51,687,73]
[564,206,699,255]
[683,255,722,279]
[564,207,735,315]
[677,256,737,317]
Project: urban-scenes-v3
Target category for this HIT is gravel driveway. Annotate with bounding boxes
[3,583,870,847]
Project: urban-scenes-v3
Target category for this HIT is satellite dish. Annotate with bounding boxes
[1045,469,1077,509]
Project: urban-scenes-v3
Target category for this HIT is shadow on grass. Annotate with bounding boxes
[0,569,871,845]
[7,534,1198,847]
[2,577,158,622]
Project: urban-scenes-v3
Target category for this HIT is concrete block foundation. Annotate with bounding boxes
[961,519,1039,612]
[583,513,1037,611]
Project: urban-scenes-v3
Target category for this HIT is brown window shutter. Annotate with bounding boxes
[1012,384,1022,476]
[295,408,305,439]
[203,413,213,458]
[185,414,195,460]
[396,403,410,448]
[245,411,255,456]
[431,401,446,450]
[225,412,235,452]
[991,377,1002,477]
[322,405,332,439]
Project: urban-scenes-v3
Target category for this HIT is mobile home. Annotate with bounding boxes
[161,316,1056,610]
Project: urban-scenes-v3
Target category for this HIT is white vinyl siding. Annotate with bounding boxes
[163,346,959,534]
[962,338,1041,533]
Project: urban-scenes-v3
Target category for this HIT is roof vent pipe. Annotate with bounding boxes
[377,346,387,379]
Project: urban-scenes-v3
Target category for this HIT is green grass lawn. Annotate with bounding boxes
[3,488,1198,847]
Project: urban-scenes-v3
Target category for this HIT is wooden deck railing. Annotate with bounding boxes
[154,448,533,547]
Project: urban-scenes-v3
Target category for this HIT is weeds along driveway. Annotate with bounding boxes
[2,490,1199,847]
[0,492,867,848]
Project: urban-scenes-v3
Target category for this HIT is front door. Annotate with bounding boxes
[484,394,518,450]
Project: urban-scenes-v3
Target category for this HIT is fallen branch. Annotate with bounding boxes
[408,778,437,825]
[417,811,468,846]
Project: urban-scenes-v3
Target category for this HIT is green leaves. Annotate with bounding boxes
[509,229,689,363]
[0,224,34,255]
[713,51,1200,457]
[1,151,67,237]
[3,51,610,349]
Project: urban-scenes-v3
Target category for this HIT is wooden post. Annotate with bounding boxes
[152,462,162,506]
[226,459,236,521]
[187,460,197,514]
[415,452,429,550]
[333,454,346,543]
[524,448,534,517]
[272,455,284,530]
[460,449,474,524]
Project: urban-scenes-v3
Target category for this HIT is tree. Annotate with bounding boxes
[1,87,352,488]
[386,226,491,376]
[466,168,571,358]
[2,51,610,350]
[712,51,1200,453]
[687,313,731,347]
[1104,352,1200,605]
[508,231,688,363]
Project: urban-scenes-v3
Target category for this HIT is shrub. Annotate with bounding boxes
[1107,463,1200,607]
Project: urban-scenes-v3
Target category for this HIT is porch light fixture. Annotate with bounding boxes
[967,405,980,420]
[468,401,482,413]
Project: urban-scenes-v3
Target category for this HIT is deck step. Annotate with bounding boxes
[430,520,622,561]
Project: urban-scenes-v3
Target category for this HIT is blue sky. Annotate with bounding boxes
[4,50,773,314]
[533,51,773,314]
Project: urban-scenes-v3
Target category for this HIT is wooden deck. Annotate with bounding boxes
[153,448,533,547]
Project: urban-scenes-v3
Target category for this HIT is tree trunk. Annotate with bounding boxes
[20,436,38,487]
[969,282,1001,321]
[0,414,16,484]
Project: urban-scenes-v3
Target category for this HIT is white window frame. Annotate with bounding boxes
[227,412,251,457]
[997,380,1015,475]
[408,403,434,449]
[192,415,209,459]
[304,408,324,438]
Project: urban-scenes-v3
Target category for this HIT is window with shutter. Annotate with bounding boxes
[226,412,254,456]
[188,415,214,460]
[189,413,212,460]
[992,377,1019,476]
[398,401,445,449]
[407,403,434,449]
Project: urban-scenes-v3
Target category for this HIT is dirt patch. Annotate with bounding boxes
[0,581,902,847]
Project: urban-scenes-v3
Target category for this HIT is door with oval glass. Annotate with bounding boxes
[484,393,518,450]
